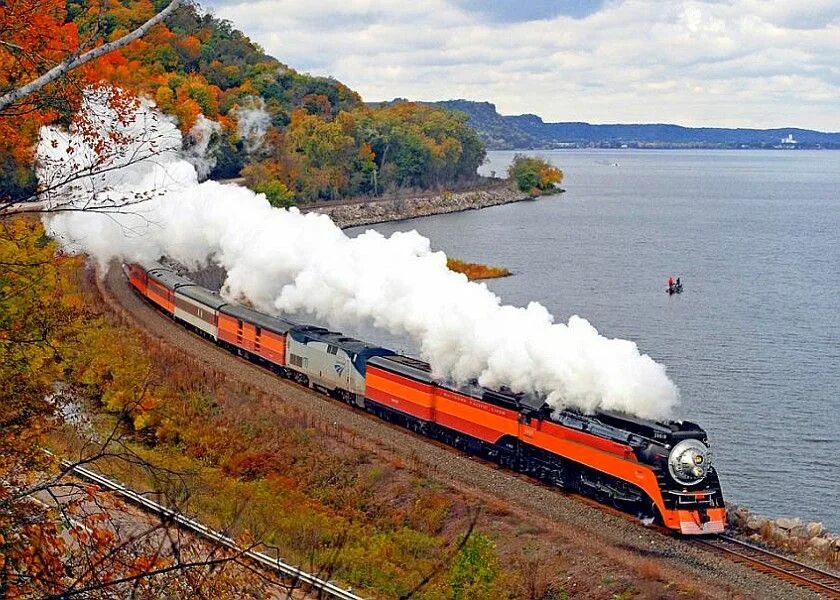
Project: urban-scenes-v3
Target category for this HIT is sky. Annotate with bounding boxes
[203,0,840,130]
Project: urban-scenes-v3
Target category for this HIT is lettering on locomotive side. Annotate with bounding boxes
[439,389,513,417]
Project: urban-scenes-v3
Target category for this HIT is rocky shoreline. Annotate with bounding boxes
[728,504,839,567]
[301,182,533,228]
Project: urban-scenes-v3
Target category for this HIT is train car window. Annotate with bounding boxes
[327,345,338,355]
[289,354,308,369]
[255,326,262,337]
[237,319,243,329]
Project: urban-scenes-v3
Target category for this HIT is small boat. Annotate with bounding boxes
[667,281,683,295]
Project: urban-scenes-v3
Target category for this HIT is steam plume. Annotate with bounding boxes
[40,93,679,420]
[232,96,270,154]
[184,115,221,181]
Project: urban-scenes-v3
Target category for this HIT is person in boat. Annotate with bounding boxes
[667,276,675,293]
[676,277,681,289]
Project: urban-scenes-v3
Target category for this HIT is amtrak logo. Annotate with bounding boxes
[333,363,344,376]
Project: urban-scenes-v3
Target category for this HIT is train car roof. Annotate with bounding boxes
[220,303,297,334]
[176,285,228,311]
[147,267,193,290]
[483,387,545,412]
[142,261,168,272]
[289,326,387,356]
[368,354,434,384]
[369,355,548,410]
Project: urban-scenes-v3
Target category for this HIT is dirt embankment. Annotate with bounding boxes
[98,266,821,600]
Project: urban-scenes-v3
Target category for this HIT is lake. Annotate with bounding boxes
[346,149,840,530]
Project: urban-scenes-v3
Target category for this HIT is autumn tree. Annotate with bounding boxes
[508,154,564,195]
[0,0,189,211]
[0,219,304,599]
[356,101,486,193]
[0,2,287,596]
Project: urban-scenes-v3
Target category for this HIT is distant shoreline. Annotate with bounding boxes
[482,146,839,151]
[424,100,840,151]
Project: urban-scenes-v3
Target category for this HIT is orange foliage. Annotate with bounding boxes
[447,258,511,280]
[176,35,202,61]
[0,0,83,164]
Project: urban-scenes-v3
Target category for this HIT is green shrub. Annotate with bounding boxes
[448,532,504,600]
[253,179,296,207]
[508,154,563,194]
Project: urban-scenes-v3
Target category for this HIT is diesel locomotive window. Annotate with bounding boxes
[290,354,309,369]
[327,345,338,355]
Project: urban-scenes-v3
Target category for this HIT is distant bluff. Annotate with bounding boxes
[421,99,840,150]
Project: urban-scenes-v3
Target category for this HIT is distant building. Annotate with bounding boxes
[780,133,798,146]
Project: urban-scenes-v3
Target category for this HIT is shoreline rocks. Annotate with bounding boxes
[727,504,840,567]
[301,183,534,229]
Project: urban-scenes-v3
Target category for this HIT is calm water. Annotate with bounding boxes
[347,149,840,529]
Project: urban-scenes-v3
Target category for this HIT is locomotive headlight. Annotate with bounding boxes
[668,439,712,486]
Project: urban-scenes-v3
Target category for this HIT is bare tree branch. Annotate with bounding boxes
[0,0,183,113]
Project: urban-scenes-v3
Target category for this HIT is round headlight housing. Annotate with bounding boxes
[668,439,712,485]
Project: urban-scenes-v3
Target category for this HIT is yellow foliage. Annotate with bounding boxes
[447,257,511,280]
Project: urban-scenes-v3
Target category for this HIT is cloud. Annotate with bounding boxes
[453,0,608,22]
[206,0,840,130]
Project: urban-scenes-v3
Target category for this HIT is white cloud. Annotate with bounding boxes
[209,0,840,130]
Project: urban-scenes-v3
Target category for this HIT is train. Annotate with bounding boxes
[124,261,726,535]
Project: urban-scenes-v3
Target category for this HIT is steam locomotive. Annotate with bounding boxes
[125,262,726,535]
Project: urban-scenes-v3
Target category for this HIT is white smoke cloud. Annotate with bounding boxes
[36,88,184,208]
[184,115,221,181]
[232,97,271,154]
[41,93,679,420]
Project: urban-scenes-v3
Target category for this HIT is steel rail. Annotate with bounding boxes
[695,534,840,599]
[60,459,364,600]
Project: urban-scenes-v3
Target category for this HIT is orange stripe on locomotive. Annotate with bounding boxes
[433,386,520,443]
[523,422,670,517]
[366,366,435,420]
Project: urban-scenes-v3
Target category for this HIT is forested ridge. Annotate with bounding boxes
[1,0,486,205]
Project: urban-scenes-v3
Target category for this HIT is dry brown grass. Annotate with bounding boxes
[636,558,664,581]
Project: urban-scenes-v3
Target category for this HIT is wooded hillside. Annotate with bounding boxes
[1,0,486,205]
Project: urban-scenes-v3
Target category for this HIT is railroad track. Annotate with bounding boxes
[100,267,831,600]
[62,460,364,600]
[694,535,840,599]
